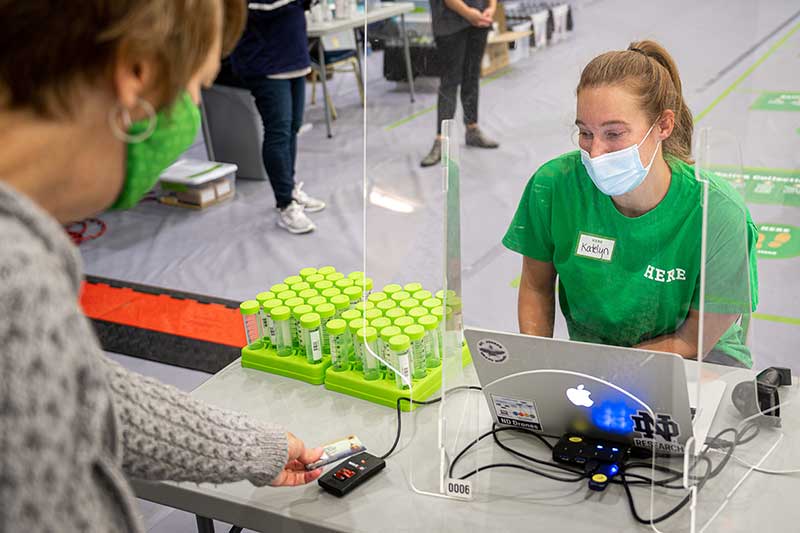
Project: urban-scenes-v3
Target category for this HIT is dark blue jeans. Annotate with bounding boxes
[245,76,306,209]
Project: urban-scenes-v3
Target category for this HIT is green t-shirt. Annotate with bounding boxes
[503,151,759,367]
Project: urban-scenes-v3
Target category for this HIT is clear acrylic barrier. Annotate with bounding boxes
[676,127,800,532]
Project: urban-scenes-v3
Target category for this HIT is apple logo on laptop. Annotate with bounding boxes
[566,384,594,408]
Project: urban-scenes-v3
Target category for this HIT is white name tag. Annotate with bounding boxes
[444,478,473,500]
[575,233,615,262]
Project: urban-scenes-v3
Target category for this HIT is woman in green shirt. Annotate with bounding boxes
[503,40,758,368]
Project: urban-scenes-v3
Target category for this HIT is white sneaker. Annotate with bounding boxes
[292,182,326,213]
[277,201,315,234]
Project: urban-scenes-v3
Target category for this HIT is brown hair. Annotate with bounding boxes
[0,0,247,118]
[577,40,694,164]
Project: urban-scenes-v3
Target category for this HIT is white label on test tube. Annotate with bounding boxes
[396,350,411,385]
[330,338,339,364]
[310,330,322,361]
[267,316,277,345]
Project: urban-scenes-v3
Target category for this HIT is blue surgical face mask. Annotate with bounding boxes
[580,123,660,196]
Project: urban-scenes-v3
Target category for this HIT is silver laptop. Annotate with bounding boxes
[465,327,726,456]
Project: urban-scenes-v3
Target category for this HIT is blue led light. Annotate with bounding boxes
[611,447,619,452]
[590,401,636,434]
[610,465,619,474]
[596,444,604,449]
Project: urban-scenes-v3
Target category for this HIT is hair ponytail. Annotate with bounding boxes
[577,39,694,164]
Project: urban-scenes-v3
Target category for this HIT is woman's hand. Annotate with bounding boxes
[482,5,496,21]
[465,7,492,27]
[271,432,324,487]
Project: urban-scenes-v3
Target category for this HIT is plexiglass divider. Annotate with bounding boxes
[670,127,799,532]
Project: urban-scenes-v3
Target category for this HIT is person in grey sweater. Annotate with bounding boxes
[0,1,323,531]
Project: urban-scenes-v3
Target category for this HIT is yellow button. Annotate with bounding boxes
[592,473,608,483]
[569,437,583,443]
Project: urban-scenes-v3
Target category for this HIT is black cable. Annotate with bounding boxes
[378,385,482,460]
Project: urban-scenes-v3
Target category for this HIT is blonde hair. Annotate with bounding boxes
[0,0,247,118]
[577,40,694,164]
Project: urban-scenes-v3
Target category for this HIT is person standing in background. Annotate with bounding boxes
[421,0,500,167]
[230,1,326,234]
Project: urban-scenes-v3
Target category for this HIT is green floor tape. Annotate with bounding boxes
[709,166,800,207]
[695,21,800,123]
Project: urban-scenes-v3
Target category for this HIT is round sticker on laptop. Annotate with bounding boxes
[477,339,508,364]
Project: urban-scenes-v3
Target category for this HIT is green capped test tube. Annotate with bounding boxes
[340,308,361,358]
[277,290,297,302]
[408,306,428,321]
[388,335,412,390]
[306,273,325,285]
[326,272,345,282]
[394,316,415,330]
[376,299,397,314]
[330,294,350,319]
[354,300,375,314]
[413,290,432,302]
[322,287,342,301]
[239,300,261,346]
[418,314,441,368]
[364,308,382,323]
[326,319,349,371]
[390,291,411,304]
[347,271,364,280]
[270,283,290,295]
[291,281,311,293]
[307,295,327,308]
[300,313,324,364]
[403,282,423,294]
[404,324,427,379]
[292,304,313,352]
[385,307,406,323]
[299,288,318,301]
[284,275,303,286]
[356,327,380,381]
[314,279,334,293]
[399,298,419,314]
[367,292,388,305]
[382,284,402,297]
[299,267,319,280]
[256,291,276,343]
[343,286,363,308]
[335,278,354,291]
[348,318,367,370]
[315,302,335,354]
[380,325,401,380]
[271,305,294,356]
[422,297,443,313]
[262,298,284,347]
[318,266,337,277]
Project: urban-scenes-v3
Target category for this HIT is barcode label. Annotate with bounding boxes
[330,339,338,363]
[397,351,411,380]
[310,330,322,361]
[267,317,277,343]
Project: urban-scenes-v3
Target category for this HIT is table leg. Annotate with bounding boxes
[400,14,416,103]
[195,515,214,533]
[352,27,364,81]
[317,39,334,138]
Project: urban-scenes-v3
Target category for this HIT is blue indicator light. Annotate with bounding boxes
[610,465,619,474]
[596,444,604,449]
[611,447,619,452]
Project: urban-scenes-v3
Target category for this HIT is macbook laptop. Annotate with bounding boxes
[465,327,726,456]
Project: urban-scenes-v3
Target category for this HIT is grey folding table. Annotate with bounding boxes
[132,357,800,532]
[306,2,417,138]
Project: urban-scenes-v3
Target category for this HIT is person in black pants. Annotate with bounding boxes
[421,0,499,167]
[230,2,325,234]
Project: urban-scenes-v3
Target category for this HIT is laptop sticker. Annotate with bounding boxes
[630,410,684,454]
[492,394,542,431]
[477,338,508,364]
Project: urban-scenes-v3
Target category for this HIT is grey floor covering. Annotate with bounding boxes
[78,1,800,530]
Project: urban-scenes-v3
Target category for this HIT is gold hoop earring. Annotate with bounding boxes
[108,98,156,143]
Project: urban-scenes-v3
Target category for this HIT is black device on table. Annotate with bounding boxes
[318,452,386,497]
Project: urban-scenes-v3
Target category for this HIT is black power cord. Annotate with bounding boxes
[380,385,759,527]
[378,385,482,460]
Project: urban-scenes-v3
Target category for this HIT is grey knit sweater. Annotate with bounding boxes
[0,181,289,532]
